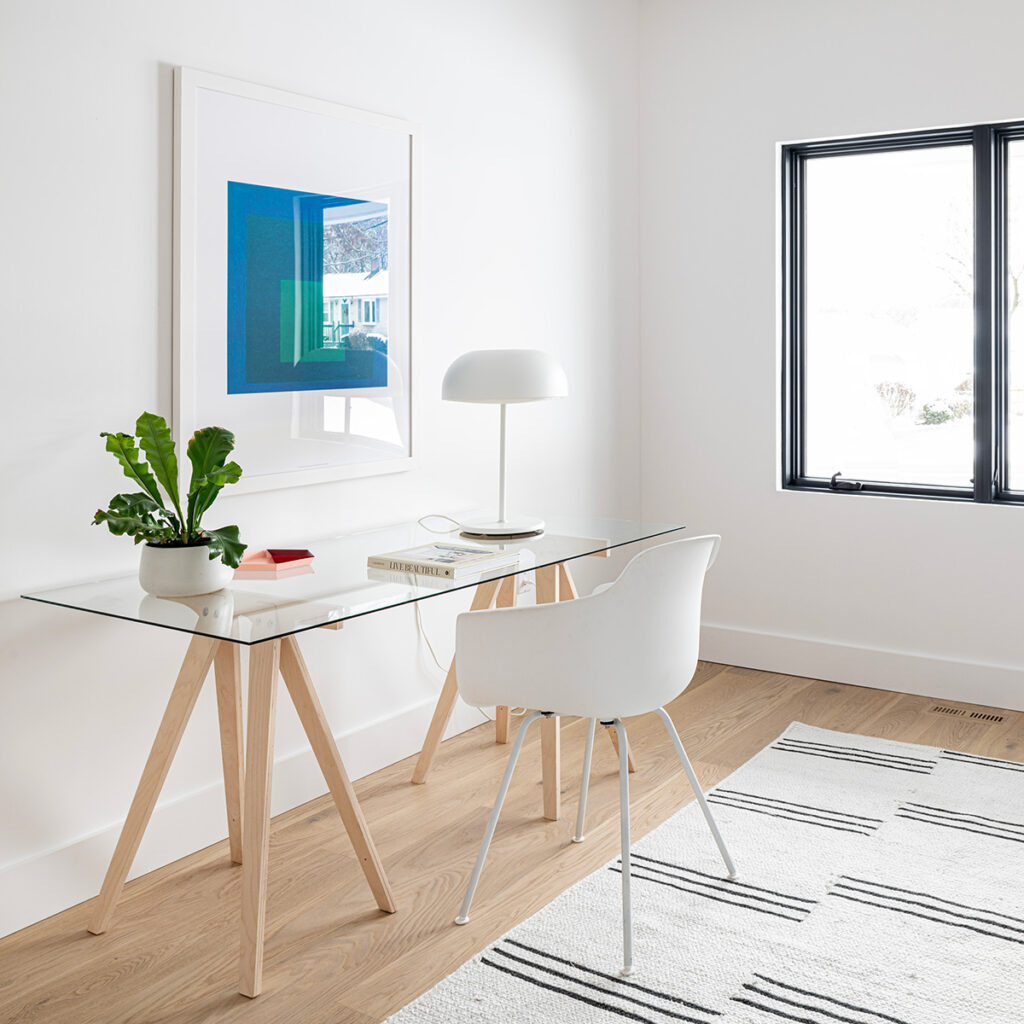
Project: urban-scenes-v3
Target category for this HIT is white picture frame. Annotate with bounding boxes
[173,67,416,494]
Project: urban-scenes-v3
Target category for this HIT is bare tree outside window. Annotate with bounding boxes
[875,381,916,417]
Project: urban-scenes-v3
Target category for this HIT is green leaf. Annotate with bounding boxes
[93,496,176,544]
[100,432,163,507]
[189,461,243,532]
[135,412,184,529]
[92,513,147,542]
[186,427,237,532]
[187,426,235,482]
[196,461,243,489]
[107,491,169,520]
[203,525,247,568]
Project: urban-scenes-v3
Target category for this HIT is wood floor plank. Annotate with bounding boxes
[0,662,1018,1024]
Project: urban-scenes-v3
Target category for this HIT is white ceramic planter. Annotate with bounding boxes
[138,543,233,597]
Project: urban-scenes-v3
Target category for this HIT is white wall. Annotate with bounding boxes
[0,0,641,936]
[639,0,1024,711]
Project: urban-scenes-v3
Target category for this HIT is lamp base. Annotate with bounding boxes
[459,515,545,539]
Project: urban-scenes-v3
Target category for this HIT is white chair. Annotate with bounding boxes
[452,534,736,976]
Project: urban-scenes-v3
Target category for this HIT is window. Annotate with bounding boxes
[360,298,379,324]
[782,122,1024,503]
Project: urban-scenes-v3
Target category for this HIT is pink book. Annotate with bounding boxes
[233,564,314,581]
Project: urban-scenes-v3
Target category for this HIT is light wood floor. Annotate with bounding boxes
[1,663,1020,1024]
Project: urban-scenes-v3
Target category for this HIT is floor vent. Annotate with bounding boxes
[929,704,1006,724]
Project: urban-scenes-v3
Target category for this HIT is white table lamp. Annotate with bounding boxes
[442,349,568,537]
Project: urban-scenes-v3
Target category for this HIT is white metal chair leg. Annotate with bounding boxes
[455,710,545,925]
[572,717,597,843]
[654,707,737,879]
[609,719,633,976]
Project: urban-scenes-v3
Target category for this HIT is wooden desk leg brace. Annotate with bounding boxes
[411,562,634,818]
[85,629,395,1000]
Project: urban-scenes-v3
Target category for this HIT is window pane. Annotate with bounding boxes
[803,145,974,487]
[1006,141,1024,489]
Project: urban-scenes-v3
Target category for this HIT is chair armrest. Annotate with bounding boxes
[455,595,603,713]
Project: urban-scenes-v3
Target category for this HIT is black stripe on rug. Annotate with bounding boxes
[904,802,1024,831]
[486,945,717,1023]
[481,957,679,1024]
[894,812,1024,844]
[707,797,878,834]
[501,938,722,1015]
[774,740,936,769]
[714,788,884,824]
[611,867,807,922]
[939,750,1024,773]
[829,892,1024,946]
[832,882,1024,936]
[941,749,1024,767]
[615,859,811,914]
[477,954,712,1019]
[839,875,1024,925]
[709,794,881,832]
[738,982,907,1024]
[630,854,819,904]
[779,737,936,767]
[774,743,931,768]
[732,994,835,1023]
[750,973,912,1024]
[770,746,934,775]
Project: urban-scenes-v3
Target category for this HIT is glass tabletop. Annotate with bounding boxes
[21,516,683,645]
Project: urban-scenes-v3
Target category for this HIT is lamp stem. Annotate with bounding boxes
[498,403,508,525]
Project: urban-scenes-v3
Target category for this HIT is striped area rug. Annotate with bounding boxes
[387,722,1023,1023]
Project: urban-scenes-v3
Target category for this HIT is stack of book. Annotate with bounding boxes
[234,548,315,581]
[367,541,519,580]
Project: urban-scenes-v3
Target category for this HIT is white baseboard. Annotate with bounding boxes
[701,622,1024,713]
[0,695,484,939]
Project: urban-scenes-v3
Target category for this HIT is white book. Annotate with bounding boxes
[366,541,519,579]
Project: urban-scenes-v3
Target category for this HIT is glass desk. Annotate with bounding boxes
[22,515,682,997]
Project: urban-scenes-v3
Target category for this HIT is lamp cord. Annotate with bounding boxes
[412,571,529,723]
[414,598,497,723]
[413,512,528,721]
[417,514,462,533]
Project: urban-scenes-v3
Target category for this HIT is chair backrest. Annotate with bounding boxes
[455,534,721,720]
[580,534,719,717]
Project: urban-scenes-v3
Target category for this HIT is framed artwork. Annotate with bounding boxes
[173,68,415,493]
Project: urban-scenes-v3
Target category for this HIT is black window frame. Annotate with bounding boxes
[781,120,1024,505]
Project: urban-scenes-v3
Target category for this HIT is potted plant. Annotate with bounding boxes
[93,412,247,597]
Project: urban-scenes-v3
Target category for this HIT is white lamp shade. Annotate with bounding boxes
[441,349,568,404]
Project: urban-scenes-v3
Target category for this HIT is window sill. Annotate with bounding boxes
[782,480,1024,507]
